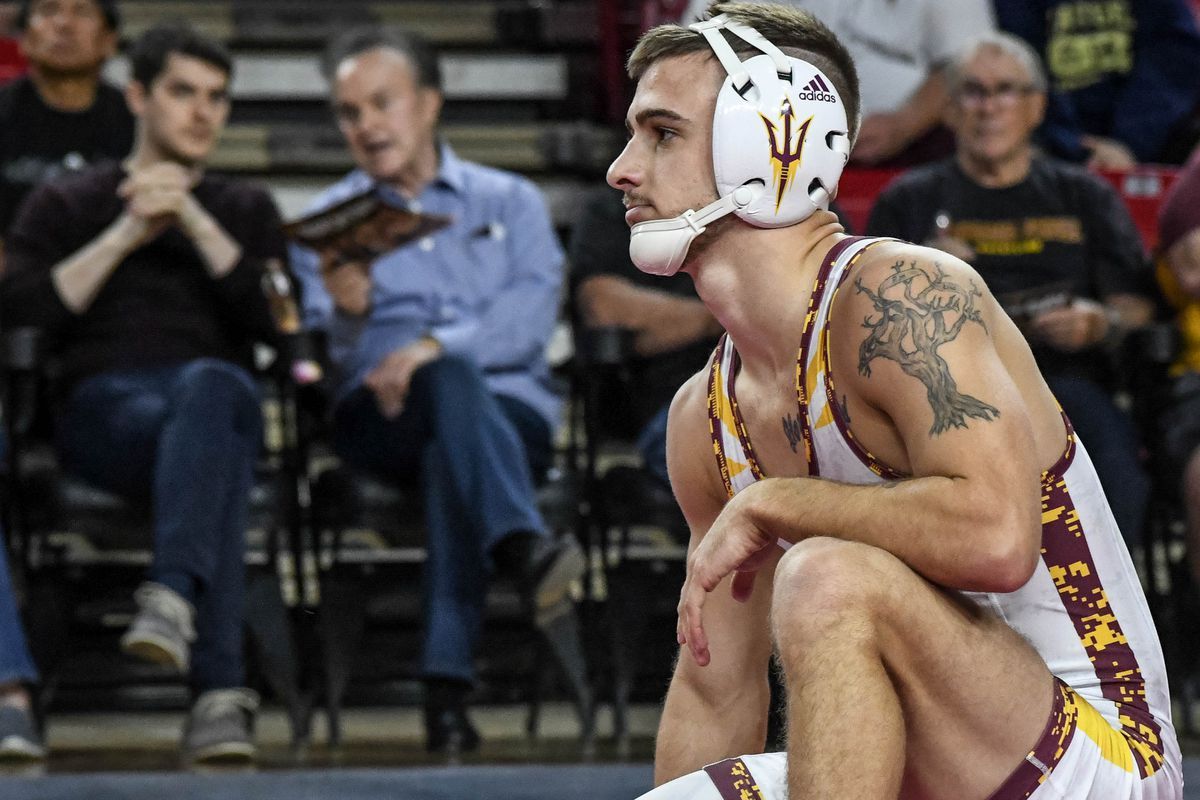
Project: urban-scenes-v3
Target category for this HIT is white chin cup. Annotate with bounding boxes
[629,185,759,276]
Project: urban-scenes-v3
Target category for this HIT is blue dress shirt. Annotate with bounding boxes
[291,144,565,431]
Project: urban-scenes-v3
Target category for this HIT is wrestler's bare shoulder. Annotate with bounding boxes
[665,365,726,524]
[832,238,1067,471]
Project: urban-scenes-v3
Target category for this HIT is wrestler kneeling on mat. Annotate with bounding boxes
[609,3,1182,798]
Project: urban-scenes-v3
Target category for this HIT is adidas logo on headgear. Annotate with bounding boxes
[798,74,837,103]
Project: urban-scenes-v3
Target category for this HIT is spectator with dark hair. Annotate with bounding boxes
[868,31,1155,547]
[0,0,132,240]
[291,27,585,756]
[0,2,130,753]
[994,0,1200,168]
[0,22,286,765]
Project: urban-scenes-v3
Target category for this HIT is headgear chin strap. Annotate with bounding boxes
[629,13,851,276]
[629,185,760,277]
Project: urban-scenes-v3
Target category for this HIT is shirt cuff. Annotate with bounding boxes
[429,320,479,356]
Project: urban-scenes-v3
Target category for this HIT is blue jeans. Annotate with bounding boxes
[333,355,553,684]
[0,511,37,686]
[55,359,262,693]
[1047,374,1149,547]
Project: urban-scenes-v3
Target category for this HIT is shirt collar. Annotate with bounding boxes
[433,142,467,194]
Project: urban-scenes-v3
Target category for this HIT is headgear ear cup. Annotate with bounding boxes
[626,13,851,275]
[700,18,851,228]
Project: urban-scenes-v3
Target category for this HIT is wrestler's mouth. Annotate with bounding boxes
[625,205,657,225]
[624,197,654,225]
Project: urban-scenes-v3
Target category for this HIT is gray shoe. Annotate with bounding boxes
[182,688,259,766]
[120,582,196,673]
[528,535,587,613]
[0,705,45,761]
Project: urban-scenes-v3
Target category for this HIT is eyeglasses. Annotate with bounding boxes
[956,81,1037,109]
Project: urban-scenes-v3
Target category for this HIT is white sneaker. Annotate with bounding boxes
[120,582,196,673]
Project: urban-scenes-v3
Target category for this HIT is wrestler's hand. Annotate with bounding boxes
[363,337,442,418]
[1030,298,1107,352]
[677,481,779,667]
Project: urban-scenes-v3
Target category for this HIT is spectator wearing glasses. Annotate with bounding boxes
[868,31,1155,547]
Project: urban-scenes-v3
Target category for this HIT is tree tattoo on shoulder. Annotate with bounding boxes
[855,259,999,436]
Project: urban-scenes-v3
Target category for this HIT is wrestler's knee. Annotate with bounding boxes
[771,537,894,645]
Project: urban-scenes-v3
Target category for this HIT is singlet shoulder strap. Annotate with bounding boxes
[707,333,765,497]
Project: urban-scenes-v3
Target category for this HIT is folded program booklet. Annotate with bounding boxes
[997,281,1073,336]
[284,190,452,268]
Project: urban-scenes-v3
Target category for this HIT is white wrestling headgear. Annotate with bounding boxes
[629,13,852,276]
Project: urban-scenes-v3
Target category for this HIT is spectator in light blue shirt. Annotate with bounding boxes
[291,27,584,756]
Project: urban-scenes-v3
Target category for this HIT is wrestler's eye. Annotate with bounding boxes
[655,127,678,144]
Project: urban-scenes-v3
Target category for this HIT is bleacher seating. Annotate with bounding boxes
[5,0,1193,749]
[96,0,617,225]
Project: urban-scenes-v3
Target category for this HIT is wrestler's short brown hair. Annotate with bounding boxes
[628,1,861,140]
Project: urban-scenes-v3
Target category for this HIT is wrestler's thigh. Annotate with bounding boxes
[778,538,1054,799]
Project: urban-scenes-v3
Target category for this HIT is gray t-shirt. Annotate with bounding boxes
[683,0,995,116]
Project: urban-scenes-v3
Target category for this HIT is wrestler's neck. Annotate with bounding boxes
[688,210,845,377]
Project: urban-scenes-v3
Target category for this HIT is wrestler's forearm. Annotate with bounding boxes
[654,667,770,785]
[744,474,1040,593]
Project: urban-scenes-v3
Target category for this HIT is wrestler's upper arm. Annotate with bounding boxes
[665,372,725,541]
[835,246,1042,552]
[665,373,776,686]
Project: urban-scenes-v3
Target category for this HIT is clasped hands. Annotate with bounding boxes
[116,162,208,248]
[676,480,783,667]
